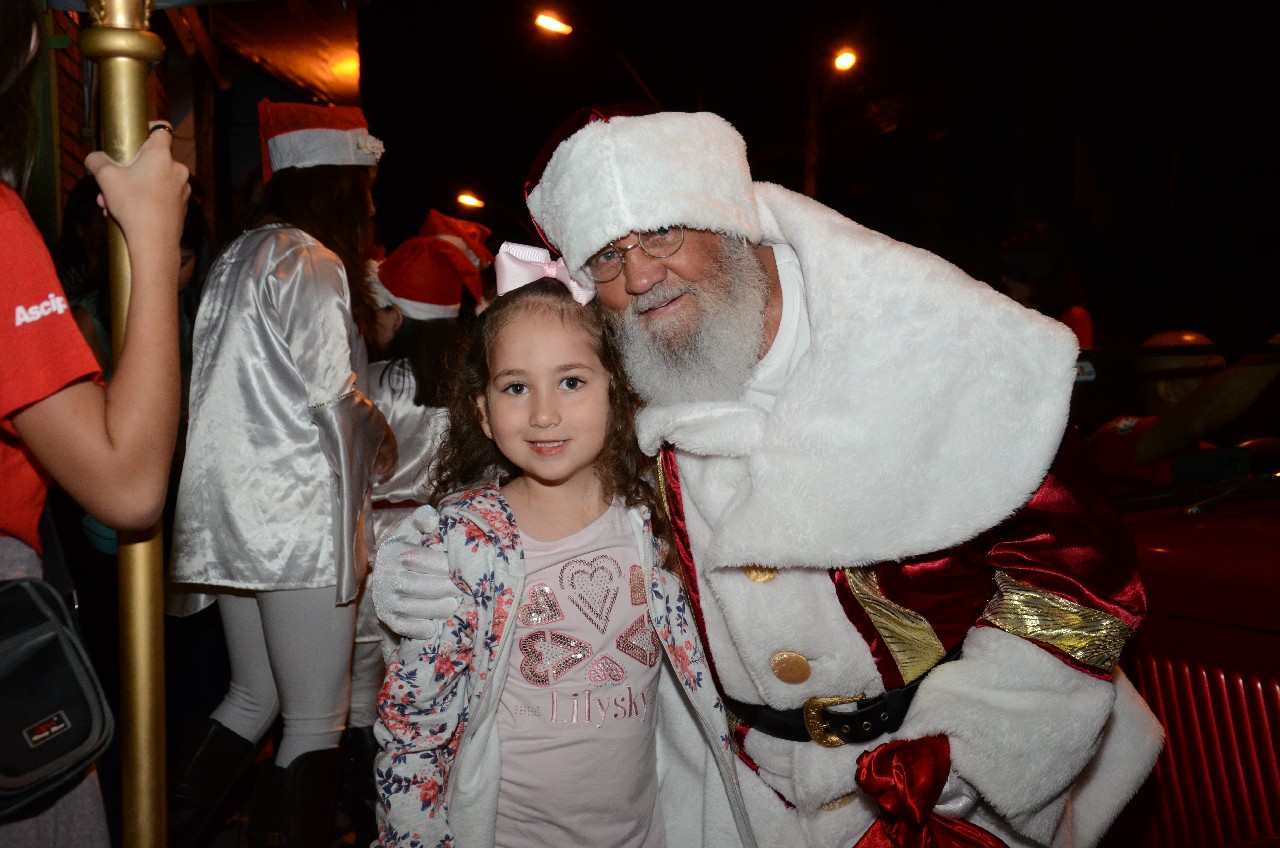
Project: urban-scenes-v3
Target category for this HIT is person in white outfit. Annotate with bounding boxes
[168,99,395,848]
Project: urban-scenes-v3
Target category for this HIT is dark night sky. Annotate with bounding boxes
[348,1,1274,351]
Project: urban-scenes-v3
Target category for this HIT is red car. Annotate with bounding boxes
[1078,348,1280,848]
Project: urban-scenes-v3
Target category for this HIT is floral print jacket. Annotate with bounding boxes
[373,485,755,848]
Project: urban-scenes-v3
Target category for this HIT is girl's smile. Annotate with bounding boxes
[528,439,568,455]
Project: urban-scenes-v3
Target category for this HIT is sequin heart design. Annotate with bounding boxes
[517,583,564,627]
[559,555,621,634]
[587,655,627,684]
[518,630,592,686]
[629,564,646,605]
[616,615,662,667]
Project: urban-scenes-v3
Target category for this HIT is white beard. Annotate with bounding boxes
[611,236,768,406]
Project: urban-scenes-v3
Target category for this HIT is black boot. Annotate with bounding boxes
[335,726,379,847]
[167,717,256,847]
[246,747,343,848]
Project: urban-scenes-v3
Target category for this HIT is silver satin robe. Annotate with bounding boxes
[170,224,386,612]
[358,359,447,646]
[365,360,446,541]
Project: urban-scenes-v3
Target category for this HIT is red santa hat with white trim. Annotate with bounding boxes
[418,209,495,269]
[371,236,484,321]
[523,106,761,281]
[258,99,384,184]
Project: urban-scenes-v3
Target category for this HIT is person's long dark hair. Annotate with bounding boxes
[427,280,672,564]
[0,0,39,194]
[180,187,215,319]
[246,164,378,341]
[379,316,458,407]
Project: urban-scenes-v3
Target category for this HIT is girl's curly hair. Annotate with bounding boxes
[426,279,671,561]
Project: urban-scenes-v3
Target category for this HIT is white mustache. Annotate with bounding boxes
[630,282,693,315]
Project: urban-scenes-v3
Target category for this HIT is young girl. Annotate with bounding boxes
[372,243,754,848]
[339,221,491,845]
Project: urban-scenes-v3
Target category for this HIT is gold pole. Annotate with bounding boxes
[78,5,167,848]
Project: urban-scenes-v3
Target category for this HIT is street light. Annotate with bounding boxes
[534,11,662,108]
[331,51,360,82]
[804,45,858,198]
[455,191,541,242]
[535,13,572,35]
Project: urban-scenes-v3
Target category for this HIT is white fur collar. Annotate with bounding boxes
[639,184,1078,569]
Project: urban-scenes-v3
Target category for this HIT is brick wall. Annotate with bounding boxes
[50,12,90,214]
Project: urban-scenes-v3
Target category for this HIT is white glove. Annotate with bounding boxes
[371,506,463,639]
[933,769,978,819]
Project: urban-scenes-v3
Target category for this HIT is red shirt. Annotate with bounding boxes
[1,183,100,553]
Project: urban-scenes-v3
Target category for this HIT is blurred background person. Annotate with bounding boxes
[50,175,111,368]
[50,178,210,548]
[176,189,214,417]
[166,99,393,848]
[997,220,1094,348]
[1089,329,1280,493]
[1,3,189,846]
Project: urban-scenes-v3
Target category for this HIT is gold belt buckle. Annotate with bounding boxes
[802,694,865,747]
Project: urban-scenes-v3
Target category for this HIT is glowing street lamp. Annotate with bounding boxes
[455,191,543,242]
[331,52,360,81]
[805,45,859,197]
[535,13,572,35]
[533,11,661,107]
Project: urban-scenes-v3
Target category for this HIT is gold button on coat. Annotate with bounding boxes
[770,651,812,683]
[742,565,778,583]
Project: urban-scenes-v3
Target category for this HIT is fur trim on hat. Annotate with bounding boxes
[526,111,762,276]
[258,99,383,183]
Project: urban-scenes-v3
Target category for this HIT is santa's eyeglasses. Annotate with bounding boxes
[583,226,685,283]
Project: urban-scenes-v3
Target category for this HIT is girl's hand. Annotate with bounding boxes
[84,122,190,252]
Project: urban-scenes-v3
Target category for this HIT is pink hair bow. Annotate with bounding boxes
[494,242,596,305]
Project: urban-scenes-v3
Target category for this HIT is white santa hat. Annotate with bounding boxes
[524,110,762,278]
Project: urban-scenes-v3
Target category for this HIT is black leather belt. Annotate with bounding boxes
[723,647,961,747]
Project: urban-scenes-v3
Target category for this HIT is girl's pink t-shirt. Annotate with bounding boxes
[494,500,666,848]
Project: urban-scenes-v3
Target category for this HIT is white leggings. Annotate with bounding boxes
[211,587,356,767]
[347,571,385,729]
